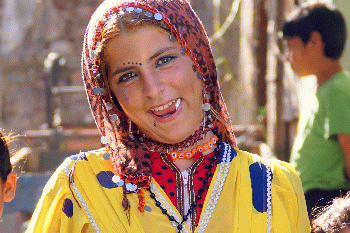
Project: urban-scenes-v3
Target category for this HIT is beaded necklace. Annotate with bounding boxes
[140,118,212,153]
[170,134,218,160]
[148,129,222,232]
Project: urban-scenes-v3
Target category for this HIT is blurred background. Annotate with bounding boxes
[0,0,349,232]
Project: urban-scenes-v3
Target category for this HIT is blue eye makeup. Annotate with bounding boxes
[114,54,177,83]
[155,55,177,68]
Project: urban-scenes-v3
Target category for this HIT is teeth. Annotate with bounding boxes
[151,99,178,112]
[175,98,181,110]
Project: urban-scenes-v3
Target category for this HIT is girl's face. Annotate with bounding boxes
[0,172,17,218]
[107,25,204,144]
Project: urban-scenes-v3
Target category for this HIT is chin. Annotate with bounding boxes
[163,128,192,144]
[162,134,187,144]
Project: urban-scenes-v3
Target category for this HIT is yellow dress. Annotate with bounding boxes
[26,143,310,232]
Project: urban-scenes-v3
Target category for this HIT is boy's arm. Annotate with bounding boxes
[338,134,350,179]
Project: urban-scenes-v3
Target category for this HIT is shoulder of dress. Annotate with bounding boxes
[233,147,265,165]
[268,159,299,177]
[64,148,109,164]
[217,144,266,165]
[58,148,112,179]
[232,147,298,176]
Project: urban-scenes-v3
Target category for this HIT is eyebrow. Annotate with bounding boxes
[110,66,137,78]
[110,46,178,78]
[148,46,177,61]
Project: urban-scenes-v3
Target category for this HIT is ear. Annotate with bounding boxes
[309,31,324,47]
[3,172,17,202]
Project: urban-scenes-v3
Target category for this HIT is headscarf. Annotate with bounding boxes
[82,0,236,188]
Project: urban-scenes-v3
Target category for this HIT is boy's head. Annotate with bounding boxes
[0,131,17,218]
[282,3,346,59]
[281,3,347,77]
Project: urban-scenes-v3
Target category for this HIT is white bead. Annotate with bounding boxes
[112,175,120,183]
[134,8,143,13]
[125,7,134,12]
[93,86,101,95]
[105,102,113,110]
[154,13,163,20]
[101,136,108,144]
[202,103,211,111]
[126,183,137,192]
[111,114,119,121]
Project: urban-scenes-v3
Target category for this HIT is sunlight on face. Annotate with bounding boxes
[106,25,204,144]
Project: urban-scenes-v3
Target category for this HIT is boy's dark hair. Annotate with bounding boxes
[0,131,12,182]
[282,3,347,59]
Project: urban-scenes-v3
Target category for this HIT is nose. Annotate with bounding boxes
[283,46,293,63]
[142,68,165,99]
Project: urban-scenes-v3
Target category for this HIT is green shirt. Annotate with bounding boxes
[290,71,350,193]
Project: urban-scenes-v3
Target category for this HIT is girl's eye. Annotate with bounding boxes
[118,72,138,83]
[156,55,177,68]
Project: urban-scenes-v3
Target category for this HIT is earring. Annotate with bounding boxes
[202,87,212,130]
[202,86,211,111]
[129,119,135,140]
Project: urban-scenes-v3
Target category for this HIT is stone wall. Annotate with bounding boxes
[0,0,264,151]
[0,0,103,133]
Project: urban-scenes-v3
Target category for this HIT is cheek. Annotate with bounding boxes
[112,87,141,117]
[119,90,130,104]
[180,74,203,106]
[109,79,133,108]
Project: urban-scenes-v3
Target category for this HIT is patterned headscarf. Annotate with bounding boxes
[82,0,236,187]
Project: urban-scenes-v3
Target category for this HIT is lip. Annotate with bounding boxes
[149,98,182,123]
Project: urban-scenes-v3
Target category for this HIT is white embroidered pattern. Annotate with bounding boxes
[150,183,189,233]
[64,164,102,233]
[266,165,272,233]
[197,143,231,233]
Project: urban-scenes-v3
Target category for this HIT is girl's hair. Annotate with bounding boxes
[0,131,12,182]
[311,192,350,232]
[97,11,171,110]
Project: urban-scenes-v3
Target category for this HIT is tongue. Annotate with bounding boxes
[152,101,177,117]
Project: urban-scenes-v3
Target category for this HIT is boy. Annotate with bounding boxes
[282,3,350,214]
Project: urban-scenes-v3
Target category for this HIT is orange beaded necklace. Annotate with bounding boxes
[169,134,218,159]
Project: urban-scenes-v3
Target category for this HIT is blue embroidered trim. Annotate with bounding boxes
[69,152,88,161]
[217,142,237,164]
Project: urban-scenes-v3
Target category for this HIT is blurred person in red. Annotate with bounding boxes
[282,2,350,215]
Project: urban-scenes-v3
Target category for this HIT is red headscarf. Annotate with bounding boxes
[82,0,236,187]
